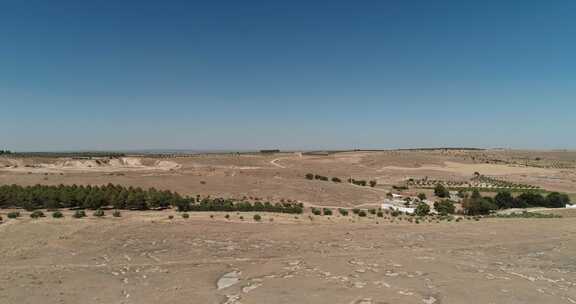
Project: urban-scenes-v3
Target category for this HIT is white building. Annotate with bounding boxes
[381,204,415,214]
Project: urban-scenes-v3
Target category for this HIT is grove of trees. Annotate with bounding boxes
[0,184,304,214]
[463,190,570,215]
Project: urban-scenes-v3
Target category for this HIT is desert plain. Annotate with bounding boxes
[1,149,576,304]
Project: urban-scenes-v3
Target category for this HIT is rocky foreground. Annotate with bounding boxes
[1,212,576,304]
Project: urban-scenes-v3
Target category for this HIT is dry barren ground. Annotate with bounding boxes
[1,150,575,208]
[1,212,576,304]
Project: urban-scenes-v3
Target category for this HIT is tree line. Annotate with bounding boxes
[305,173,377,187]
[0,184,303,214]
[463,190,570,215]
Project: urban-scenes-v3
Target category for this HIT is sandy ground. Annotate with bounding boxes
[1,211,576,304]
[2,150,576,303]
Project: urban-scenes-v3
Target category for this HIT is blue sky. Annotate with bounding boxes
[1,0,575,151]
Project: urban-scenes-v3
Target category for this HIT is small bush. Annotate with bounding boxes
[168,215,174,220]
[368,209,376,215]
[323,208,333,216]
[52,211,64,218]
[311,208,322,216]
[376,211,384,218]
[93,209,105,217]
[254,214,262,221]
[7,212,21,219]
[239,216,244,220]
[30,210,45,219]
[73,210,86,218]
[352,208,361,215]
[225,214,230,220]
[358,210,367,217]
[331,177,342,183]
[305,173,314,180]
[339,208,349,216]
[113,210,121,217]
[415,203,430,216]
[181,213,190,219]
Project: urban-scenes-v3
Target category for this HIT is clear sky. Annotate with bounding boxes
[1,1,575,151]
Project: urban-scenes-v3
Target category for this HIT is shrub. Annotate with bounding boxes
[357,210,367,217]
[418,193,427,201]
[369,180,377,187]
[463,196,497,215]
[391,210,401,217]
[225,214,230,220]
[415,203,430,216]
[181,213,190,219]
[368,209,376,215]
[7,211,21,219]
[168,215,174,219]
[305,173,314,180]
[113,210,121,217]
[253,214,262,221]
[311,208,322,216]
[434,200,455,215]
[331,177,342,183]
[239,216,244,220]
[323,208,333,216]
[73,210,86,218]
[339,208,349,216]
[376,211,384,217]
[52,211,64,218]
[93,209,105,217]
[434,184,450,198]
[352,208,361,215]
[30,210,45,219]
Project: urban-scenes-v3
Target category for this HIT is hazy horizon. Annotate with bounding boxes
[2,1,575,151]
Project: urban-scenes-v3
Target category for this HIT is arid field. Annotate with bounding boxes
[1,149,576,304]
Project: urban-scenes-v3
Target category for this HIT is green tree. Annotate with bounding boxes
[494,191,514,209]
[415,203,430,216]
[434,200,455,215]
[434,184,449,198]
[545,192,570,208]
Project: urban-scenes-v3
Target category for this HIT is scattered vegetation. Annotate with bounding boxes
[52,211,64,218]
[490,211,562,219]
